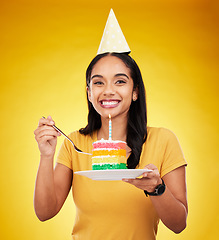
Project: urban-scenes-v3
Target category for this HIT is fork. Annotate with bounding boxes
[42,117,92,155]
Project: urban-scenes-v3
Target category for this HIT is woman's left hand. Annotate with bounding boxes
[122,164,162,192]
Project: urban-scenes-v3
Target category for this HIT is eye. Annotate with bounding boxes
[93,80,104,85]
[115,79,127,85]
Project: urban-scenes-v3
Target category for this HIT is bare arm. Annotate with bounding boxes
[34,161,73,221]
[34,116,73,221]
[150,166,187,233]
[123,165,188,233]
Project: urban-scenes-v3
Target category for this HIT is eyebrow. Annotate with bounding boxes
[91,73,129,80]
[115,73,129,79]
[91,74,103,80]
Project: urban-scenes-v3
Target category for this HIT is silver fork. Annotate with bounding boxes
[42,117,92,155]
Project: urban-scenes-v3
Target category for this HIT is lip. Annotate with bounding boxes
[99,99,121,108]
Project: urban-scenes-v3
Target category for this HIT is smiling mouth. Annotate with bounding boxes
[100,100,120,108]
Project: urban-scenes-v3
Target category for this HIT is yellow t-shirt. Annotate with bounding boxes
[56,127,187,240]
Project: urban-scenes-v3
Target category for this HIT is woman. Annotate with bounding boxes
[34,52,188,239]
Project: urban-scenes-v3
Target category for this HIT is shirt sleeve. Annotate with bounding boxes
[160,129,187,178]
[56,137,73,170]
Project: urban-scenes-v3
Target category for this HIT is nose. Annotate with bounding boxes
[103,82,115,96]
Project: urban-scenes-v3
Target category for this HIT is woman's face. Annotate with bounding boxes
[88,55,138,119]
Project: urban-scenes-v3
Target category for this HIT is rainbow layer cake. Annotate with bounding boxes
[92,139,127,170]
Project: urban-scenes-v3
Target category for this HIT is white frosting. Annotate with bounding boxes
[92,163,118,165]
[92,148,122,151]
[92,155,124,158]
[93,138,126,144]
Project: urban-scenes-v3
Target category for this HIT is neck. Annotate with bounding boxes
[98,114,128,141]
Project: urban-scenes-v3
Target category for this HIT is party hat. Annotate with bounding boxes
[97,9,131,55]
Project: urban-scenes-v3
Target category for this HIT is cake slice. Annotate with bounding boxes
[92,138,127,170]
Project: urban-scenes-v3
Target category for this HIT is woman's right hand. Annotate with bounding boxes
[34,116,61,158]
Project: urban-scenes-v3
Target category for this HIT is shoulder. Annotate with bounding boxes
[145,127,186,176]
[146,127,182,151]
[147,127,177,141]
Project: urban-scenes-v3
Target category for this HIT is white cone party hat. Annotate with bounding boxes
[97,9,131,55]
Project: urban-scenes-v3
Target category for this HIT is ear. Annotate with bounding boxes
[132,87,139,101]
[87,87,92,102]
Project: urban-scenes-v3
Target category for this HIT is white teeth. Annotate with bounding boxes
[102,101,118,106]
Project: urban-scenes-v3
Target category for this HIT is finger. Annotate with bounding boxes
[38,135,57,145]
[34,124,61,143]
[142,172,148,178]
[122,178,142,185]
[35,128,60,142]
[122,177,160,191]
[143,170,160,179]
[144,164,157,170]
[122,178,151,191]
[143,164,159,178]
[38,116,55,127]
[34,125,58,136]
[46,115,55,124]
[36,134,58,149]
[38,128,60,138]
[142,169,153,178]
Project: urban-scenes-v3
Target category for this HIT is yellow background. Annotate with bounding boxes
[0,0,218,239]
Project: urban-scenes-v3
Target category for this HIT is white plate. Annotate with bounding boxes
[74,169,153,181]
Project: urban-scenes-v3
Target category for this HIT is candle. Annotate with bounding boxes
[109,114,112,140]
